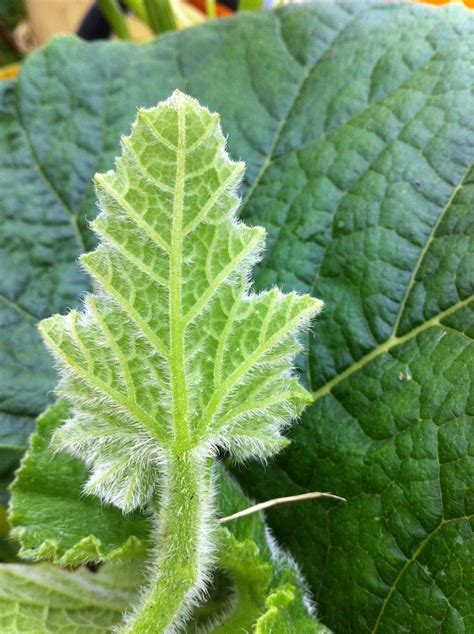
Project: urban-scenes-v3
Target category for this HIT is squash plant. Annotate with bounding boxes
[36,90,321,632]
[1,2,473,632]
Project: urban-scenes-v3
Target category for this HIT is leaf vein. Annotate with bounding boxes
[81,261,169,360]
[96,175,171,255]
[312,298,473,402]
[40,328,166,444]
[184,231,263,325]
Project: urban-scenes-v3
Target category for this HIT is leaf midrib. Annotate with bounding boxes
[169,101,190,450]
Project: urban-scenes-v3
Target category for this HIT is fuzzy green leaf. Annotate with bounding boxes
[37,92,320,514]
[214,530,325,634]
[9,401,150,564]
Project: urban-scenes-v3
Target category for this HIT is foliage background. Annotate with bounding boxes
[0,2,473,632]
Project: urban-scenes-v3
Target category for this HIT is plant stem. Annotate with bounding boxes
[120,454,214,633]
[238,0,264,11]
[97,0,131,39]
[205,0,217,19]
[144,0,177,33]
[122,0,148,22]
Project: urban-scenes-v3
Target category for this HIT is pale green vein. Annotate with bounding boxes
[95,226,167,288]
[87,459,135,493]
[70,312,95,371]
[182,163,244,236]
[259,290,279,345]
[96,175,171,255]
[140,110,178,152]
[38,327,167,445]
[169,97,190,450]
[122,470,142,512]
[220,371,282,413]
[87,296,137,402]
[392,162,473,338]
[213,288,244,388]
[183,230,264,325]
[199,303,318,432]
[217,391,301,429]
[81,259,169,360]
[186,117,218,154]
[122,137,175,194]
[205,226,219,282]
[312,298,473,402]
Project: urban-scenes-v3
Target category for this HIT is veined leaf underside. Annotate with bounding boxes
[38,91,322,512]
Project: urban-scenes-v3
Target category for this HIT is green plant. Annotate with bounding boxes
[33,90,320,631]
[104,0,266,38]
[0,0,23,68]
[1,2,473,632]
[98,0,133,39]
[7,401,327,632]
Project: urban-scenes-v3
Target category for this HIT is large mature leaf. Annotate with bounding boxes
[1,2,473,631]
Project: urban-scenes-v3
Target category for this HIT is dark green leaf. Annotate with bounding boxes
[1,3,473,630]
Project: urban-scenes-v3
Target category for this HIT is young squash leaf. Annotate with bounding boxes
[36,92,321,631]
[39,91,320,508]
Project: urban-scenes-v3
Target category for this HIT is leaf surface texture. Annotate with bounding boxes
[37,92,319,513]
[2,2,474,630]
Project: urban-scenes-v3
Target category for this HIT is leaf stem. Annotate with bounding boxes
[205,0,217,18]
[144,0,177,33]
[120,454,215,633]
[97,0,131,39]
